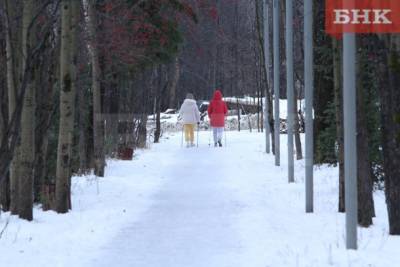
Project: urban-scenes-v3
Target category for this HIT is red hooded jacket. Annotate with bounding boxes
[207,90,228,127]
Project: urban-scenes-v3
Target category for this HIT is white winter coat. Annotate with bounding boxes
[179,99,200,124]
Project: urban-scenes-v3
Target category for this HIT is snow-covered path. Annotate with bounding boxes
[1,131,400,267]
[87,132,399,267]
[92,135,246,267]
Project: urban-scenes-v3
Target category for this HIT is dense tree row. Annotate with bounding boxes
[0,0,196,218]
[273,1,399,234]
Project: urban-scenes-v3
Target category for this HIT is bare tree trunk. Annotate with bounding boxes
[256,0,274,153]
[4,0,19,215]
[56,0,78,213]
[18,0,35,220]
[0,97,4,143]
[356,36,374,227]
[168,57,180,109]
[0,94,8,211]
[34,20,59,204]
[0,3,8,211]
[0,0,55,188]
[237,99,241,131]
[88,0,105,177]
[0,175,9,212]
[154,66,164,143]
[137,114,148,149]
[294,98,302,159]
[154,99,161,143]
[332,38,345,213]
[378,35,400,234]
[78,87,88,173]
[356,85,374,227]
[34,65,53,203]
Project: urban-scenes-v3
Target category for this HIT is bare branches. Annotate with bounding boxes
[0,0,61,181]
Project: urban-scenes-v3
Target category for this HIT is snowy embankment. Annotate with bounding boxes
[0,145,170,266]
[0,132,399,267]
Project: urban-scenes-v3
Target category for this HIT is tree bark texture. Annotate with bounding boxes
[332,38,345,213]
[378,35,400,235]
[356,37,374,226]
[56,0,77,213]
[17,0,36,220]
[294,98,302,159]
[88,0,105,177]
[4,0,19,215]
[168,57,180,109]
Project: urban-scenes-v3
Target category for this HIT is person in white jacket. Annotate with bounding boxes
[179,93,200,147]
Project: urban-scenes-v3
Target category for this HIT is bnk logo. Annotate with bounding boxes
[326,0,400,35]
[334,9,392,25]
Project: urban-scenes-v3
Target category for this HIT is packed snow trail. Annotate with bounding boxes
[87,132,399,267]
[92,135,245,267]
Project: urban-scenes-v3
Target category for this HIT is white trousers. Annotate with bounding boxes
[213,127,224,143]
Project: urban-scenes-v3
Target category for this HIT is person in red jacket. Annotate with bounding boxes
[207,89,228,147]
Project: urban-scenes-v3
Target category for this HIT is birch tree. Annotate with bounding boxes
[17,0,37,220]
[88,0,105,177]
[3,0,19,214]
[55,0,77,213]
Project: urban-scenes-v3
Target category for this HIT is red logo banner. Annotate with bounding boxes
[326,0,400,35]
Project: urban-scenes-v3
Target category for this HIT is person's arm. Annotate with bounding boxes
[178,104,184,121]
[207,103,213,117]
[195,105,201,123]
[223,102,228,115]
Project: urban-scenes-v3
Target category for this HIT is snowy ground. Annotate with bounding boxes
[0,131,399,267]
